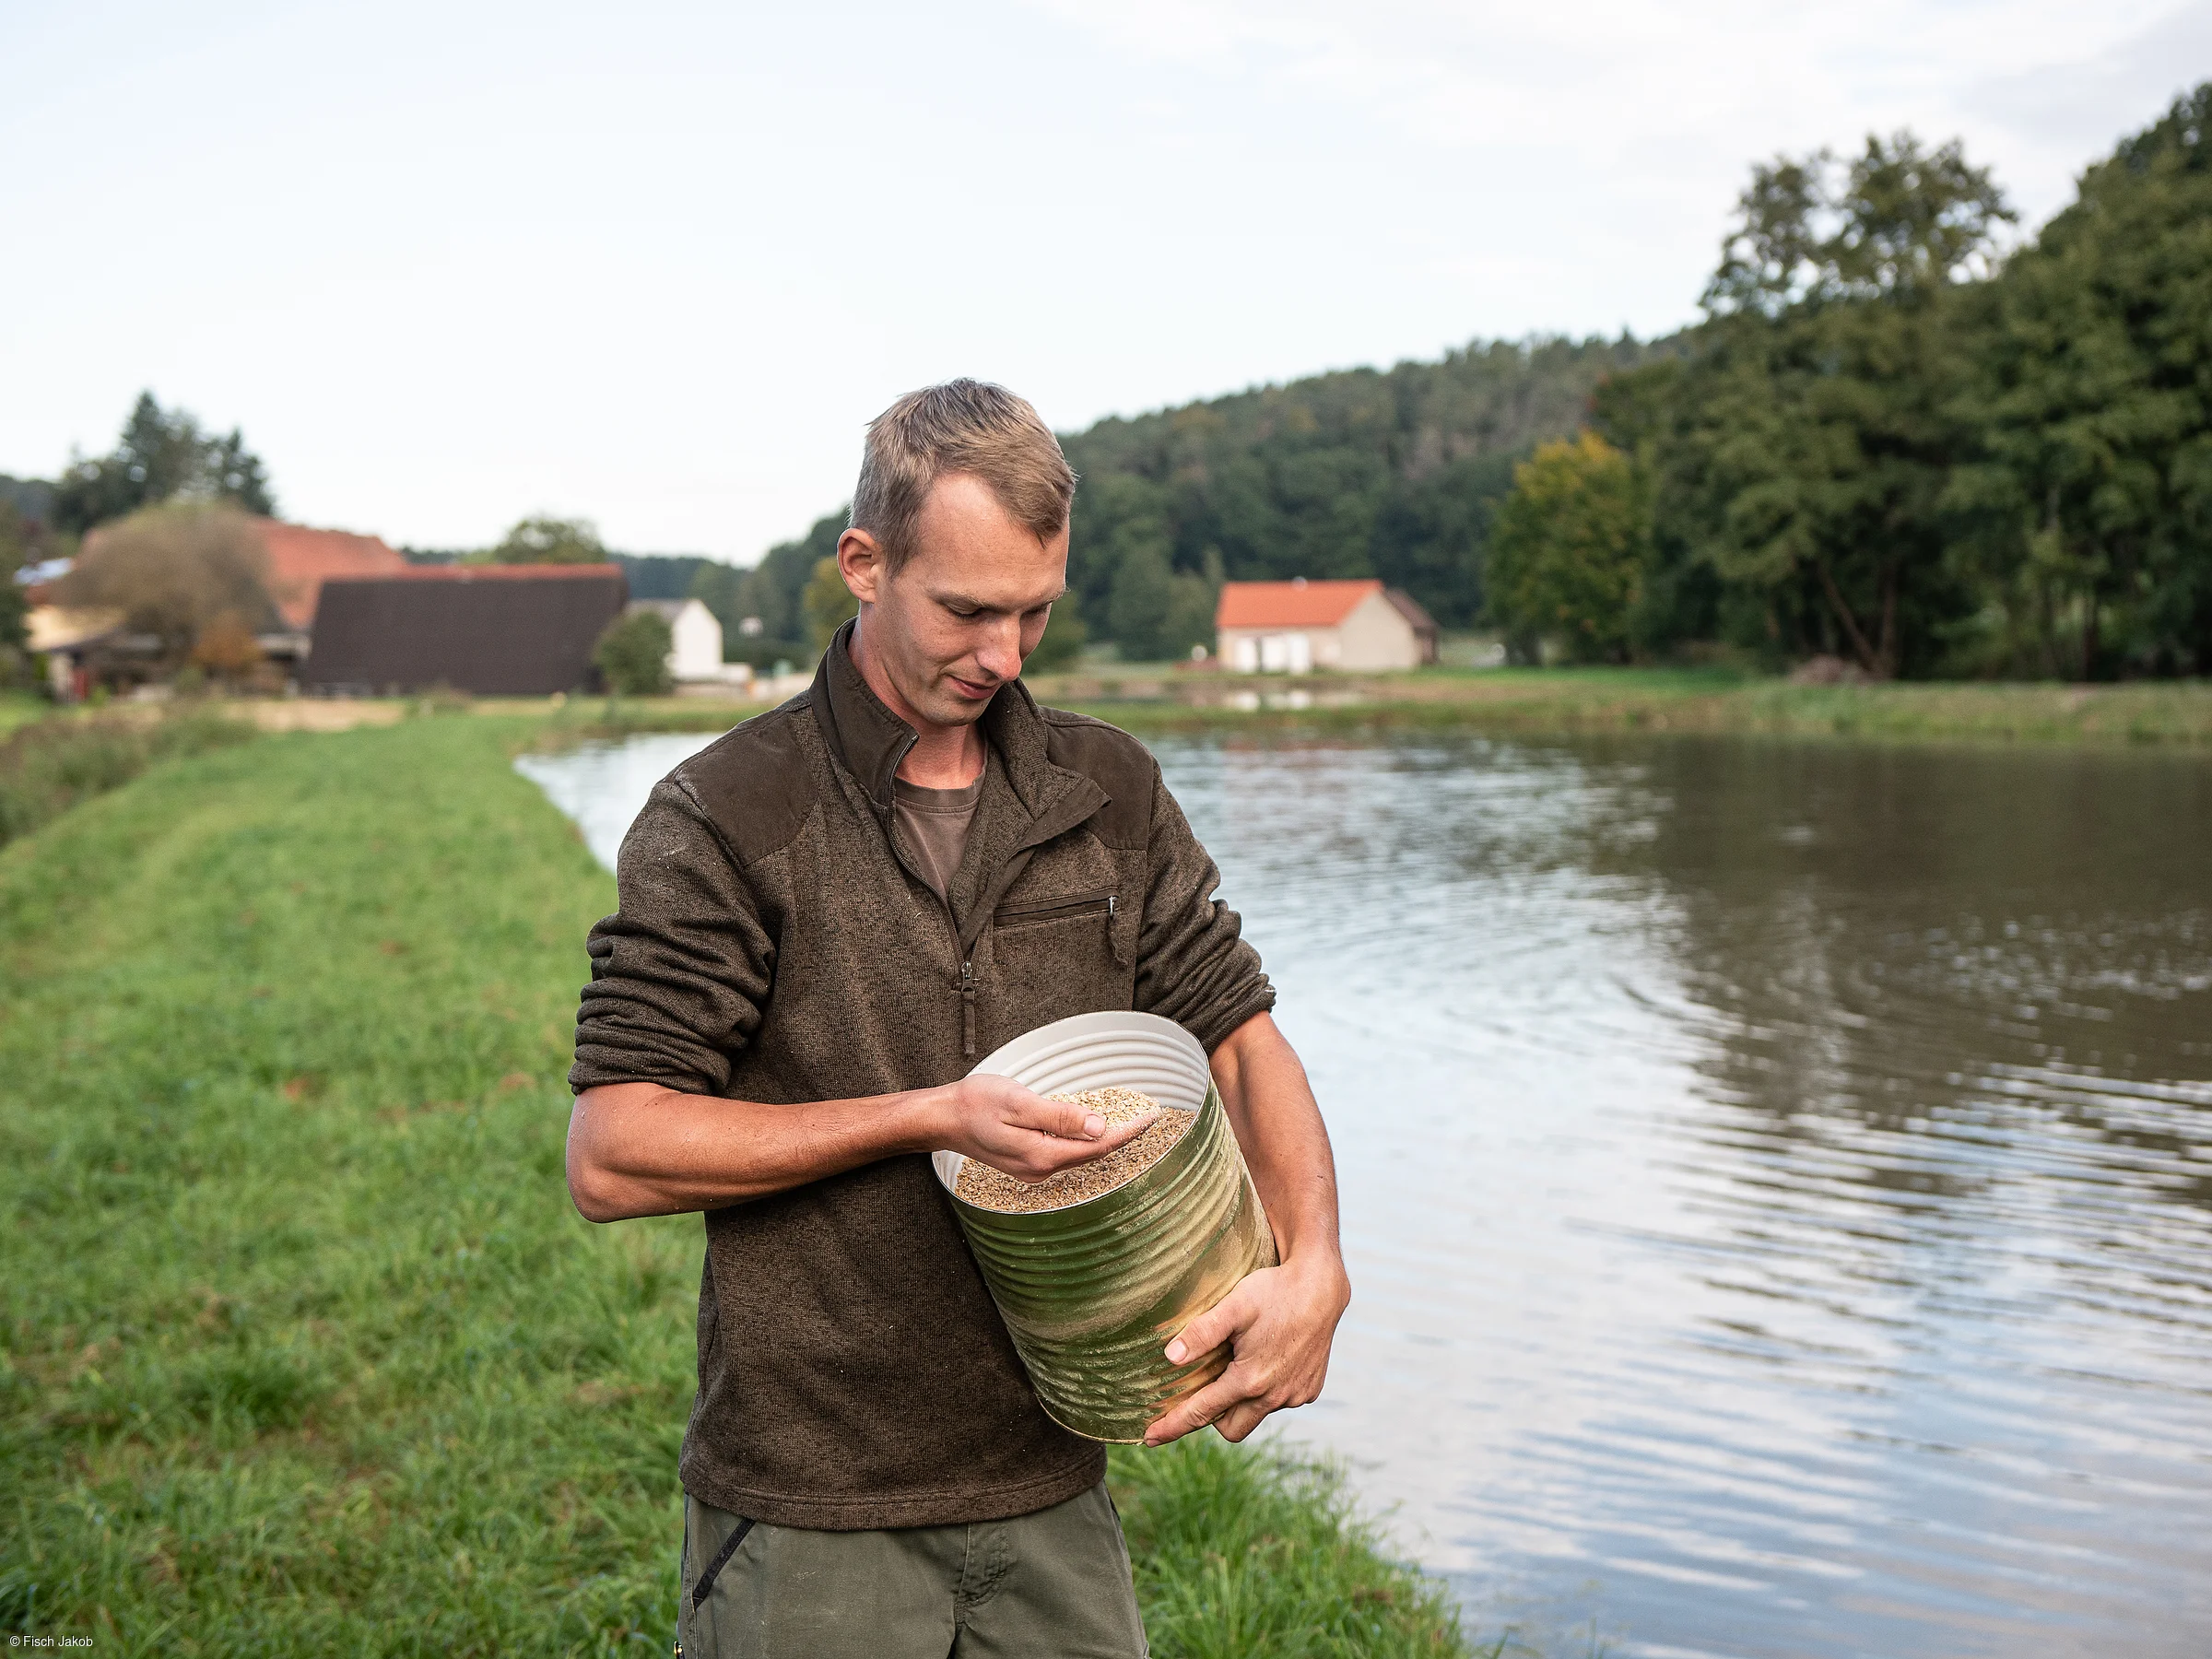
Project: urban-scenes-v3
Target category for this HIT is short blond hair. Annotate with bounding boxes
[852,380,1076,573]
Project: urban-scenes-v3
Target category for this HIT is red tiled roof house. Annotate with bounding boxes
[1215,578,1438,672]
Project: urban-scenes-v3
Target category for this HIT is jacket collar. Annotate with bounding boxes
[809,619,1102,830]
[808,620,1110,945]
[808,619,917,821]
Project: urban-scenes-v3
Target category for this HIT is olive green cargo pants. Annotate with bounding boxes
[674,1481,1148,1658]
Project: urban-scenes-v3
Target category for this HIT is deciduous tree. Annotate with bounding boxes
[696,512,841,665]
[0,499,58,655]
[1952,84,2212,676]
[1025,593,1087,674]
[188,611,265,685]
[593,610,674,696]
[53,503,274,671]
[1486,433,1650,663]
[489,515,606,564]
[1610,133,2012,677]
[803,556,858,653]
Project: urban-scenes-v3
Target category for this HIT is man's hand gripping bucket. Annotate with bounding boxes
[931,1010,1278,1443]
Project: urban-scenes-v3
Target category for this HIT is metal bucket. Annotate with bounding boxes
[932,1010,1277,1442]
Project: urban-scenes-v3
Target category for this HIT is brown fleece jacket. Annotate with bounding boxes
[570,625,1276,1530]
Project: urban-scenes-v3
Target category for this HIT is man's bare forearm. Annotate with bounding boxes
[1209,1011,1346,1276]
[567,1074,1161,1224]
[567,1082,949,1221]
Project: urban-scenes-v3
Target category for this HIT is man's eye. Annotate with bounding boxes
[948,606,979,619]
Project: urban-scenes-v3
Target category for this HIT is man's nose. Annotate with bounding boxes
[974,617,1024,681]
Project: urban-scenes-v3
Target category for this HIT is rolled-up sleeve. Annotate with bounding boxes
[570,781,774,1096]
[1132,764,1276,1053]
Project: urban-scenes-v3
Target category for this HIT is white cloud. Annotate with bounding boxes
[1029,0,2198,215]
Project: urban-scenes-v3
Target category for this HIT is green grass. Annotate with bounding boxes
[0,718,1473,1656]
[0,705,258,848]
[1112,1438,1484,1658]
[1048,669,2212,746]
[0,691,53,735]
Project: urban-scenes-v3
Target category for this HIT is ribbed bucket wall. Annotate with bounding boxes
[932,1011,1277,1442]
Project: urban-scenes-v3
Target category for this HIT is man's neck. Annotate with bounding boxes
[849,616,987,789]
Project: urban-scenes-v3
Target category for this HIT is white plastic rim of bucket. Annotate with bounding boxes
[930,1010,1212,1192]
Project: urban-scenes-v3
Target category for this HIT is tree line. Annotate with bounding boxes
[1492,85,2212,678]
[725,83,2208,681]
[700,338,1658,670]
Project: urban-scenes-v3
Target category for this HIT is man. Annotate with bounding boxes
[567,380,1350,1658]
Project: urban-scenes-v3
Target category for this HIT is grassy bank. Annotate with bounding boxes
[1053,667,2212,745]
[484,668,2212,749]
[0,718,1473,1656]
[0,692,53,735]
[0,706,256,848]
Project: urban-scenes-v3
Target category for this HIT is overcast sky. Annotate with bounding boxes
[5,1,2207,563]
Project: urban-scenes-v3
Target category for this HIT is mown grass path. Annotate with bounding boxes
[0,719,1471,1657]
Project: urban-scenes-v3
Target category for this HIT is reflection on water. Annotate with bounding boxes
[516,735,721,865]
[521,731,2212,1658]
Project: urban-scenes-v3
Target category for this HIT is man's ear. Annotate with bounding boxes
[837,528,885,606]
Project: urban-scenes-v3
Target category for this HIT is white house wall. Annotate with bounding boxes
[668,601,725,680]
[1220,627,1325,672]
[1334,592,1420,670]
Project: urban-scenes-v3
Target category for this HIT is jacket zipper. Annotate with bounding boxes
[960,957,976,1058]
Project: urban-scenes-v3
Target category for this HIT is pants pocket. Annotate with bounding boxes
[677,1498,756,1658]
[695,1515,755,1608]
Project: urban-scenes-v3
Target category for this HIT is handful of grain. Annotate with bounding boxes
[954,1086,1196,1213]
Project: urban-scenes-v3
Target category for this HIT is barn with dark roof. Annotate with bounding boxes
[303,564,628,695]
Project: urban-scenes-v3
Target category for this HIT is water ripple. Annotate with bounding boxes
[1155,733,2212,1658]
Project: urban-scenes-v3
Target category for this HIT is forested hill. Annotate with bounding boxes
[709,335,1673,665]
[0,474,55,524]
[1058,335,1673,654]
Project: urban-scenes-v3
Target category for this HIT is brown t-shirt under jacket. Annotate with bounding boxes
[892,764,986,902]
[570,624,1276,1531]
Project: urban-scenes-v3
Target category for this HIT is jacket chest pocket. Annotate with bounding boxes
[994,889,1116,931]
[984,888,1130,1035]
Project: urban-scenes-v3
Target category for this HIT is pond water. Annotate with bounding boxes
[517,730,2212,1658]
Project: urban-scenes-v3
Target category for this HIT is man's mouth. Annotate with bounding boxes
[946,672,998,701]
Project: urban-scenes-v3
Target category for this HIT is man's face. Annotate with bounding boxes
[839,472,1068,732]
